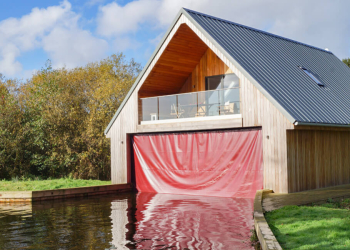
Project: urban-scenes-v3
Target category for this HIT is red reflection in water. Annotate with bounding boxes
[133,192,254,250]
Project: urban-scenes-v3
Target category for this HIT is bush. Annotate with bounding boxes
[0,54,141,180]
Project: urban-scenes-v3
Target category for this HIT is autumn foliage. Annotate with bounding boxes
[0,53,141,180]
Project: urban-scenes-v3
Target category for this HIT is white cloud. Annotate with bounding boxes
[0,1,72,76]
[114,37,141,51]
[0,1,72,51]
[1,0,349,78]
[43,27,108,68]
[0,0,108,77]
[23,69,38,80]
[149,33,163,46]
[0,44,22,76]
[96,0,350,59]
[97,0,159,36]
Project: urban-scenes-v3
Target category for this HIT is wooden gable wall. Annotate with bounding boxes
[138,24,208,98]
[107,13,294,193]
[179,48,233,93]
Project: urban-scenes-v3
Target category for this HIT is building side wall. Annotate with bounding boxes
[108,14,294,193]
[109,14,189,184]
[241,79,293,193]
[287,129,350,193]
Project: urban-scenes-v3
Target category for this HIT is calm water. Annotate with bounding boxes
[0,192,254,250]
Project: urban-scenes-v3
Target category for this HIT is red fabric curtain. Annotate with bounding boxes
[133,129,263,198]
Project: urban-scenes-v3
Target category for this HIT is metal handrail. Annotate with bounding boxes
[140,87,240,99]
[140,88,241,122]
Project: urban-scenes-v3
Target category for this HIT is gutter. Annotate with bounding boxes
[294,121,350,128]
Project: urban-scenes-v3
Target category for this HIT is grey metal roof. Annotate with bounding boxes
[105,8,350,135]
[185,8,350,125]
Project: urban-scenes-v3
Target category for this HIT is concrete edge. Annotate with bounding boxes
[293,194,350,207]
[254,189,282,250]
[0,184,134,203]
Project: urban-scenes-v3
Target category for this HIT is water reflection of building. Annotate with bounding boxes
[110,199,130,250]
[109,192,254,250]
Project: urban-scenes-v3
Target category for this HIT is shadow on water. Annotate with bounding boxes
[0,193,254,250]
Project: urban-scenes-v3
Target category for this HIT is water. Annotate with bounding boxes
[0,192,254,250]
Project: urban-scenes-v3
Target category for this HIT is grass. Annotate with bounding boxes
[0,178,111,191]
[265,199,350,250]
[250,228,261,249]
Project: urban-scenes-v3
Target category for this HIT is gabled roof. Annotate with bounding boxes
[105,8,350,135]
[185,9,350,126]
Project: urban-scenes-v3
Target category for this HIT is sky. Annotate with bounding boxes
[0,0,349,80]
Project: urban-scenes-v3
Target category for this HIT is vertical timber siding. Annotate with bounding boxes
[179,47,293,192]
[241,80,293,193]
[179,48,233,93]
[287,129,350,193]
[108,14,294,193]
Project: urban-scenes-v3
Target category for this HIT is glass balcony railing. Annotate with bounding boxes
[140,88,240,122]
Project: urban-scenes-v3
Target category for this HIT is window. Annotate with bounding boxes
[205,73,240,116]
[299,66,324,86]
[205,73,240,90]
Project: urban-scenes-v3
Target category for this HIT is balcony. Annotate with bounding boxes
[140,88,240,124]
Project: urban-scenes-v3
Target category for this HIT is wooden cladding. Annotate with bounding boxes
[138,24,208,97]
[287,129,350,193]
[109,14,296,193]
[179,48,233,93]
[139,41,233,98]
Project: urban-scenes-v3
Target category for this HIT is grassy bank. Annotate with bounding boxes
[265,199,350,249]
[0,178,111,191]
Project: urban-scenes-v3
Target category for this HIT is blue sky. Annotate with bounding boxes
[0,0,349,79]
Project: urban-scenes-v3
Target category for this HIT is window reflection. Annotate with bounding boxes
[205,73,240,90]
[140,73,240,123]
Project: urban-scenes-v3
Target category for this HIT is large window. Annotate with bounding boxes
[205,73,240,90]
[140,73,241,123]
[204,73,240,116]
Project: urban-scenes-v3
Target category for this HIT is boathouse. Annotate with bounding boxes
[105,8,350,196]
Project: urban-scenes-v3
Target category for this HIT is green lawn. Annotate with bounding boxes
[265,200,350,250]
[0,178,111,191]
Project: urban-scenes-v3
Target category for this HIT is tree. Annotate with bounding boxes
[342,58,350,68]
[0,53,141,180]
[0,79,27,179]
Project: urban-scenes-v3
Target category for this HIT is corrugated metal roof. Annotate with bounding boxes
[185,8,350,125]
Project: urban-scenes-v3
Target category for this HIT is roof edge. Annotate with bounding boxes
[182,9,297,125]
[104,9,185,135]
[294,121,350,127]
[183,8,333,55]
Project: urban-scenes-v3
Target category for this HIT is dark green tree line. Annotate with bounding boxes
[342,58,350,67]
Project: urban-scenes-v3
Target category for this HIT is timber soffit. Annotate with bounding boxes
[104,8,295,135]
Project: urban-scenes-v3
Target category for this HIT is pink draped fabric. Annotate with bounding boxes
[133,129,263,198]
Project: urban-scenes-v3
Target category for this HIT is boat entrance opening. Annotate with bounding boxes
[132,128,263,198]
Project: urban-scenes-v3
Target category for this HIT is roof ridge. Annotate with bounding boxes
[183,8,333,54]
